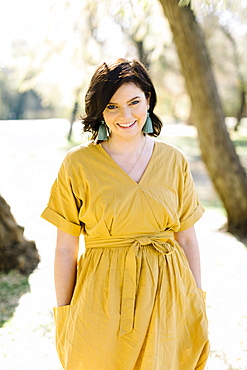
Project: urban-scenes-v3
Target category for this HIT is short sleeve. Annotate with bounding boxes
[177,157,204,231]
[41,158,83,236]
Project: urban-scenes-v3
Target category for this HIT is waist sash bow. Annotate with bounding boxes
[85,232,176,337]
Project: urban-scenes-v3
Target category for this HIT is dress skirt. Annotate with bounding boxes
[53,234,209,369]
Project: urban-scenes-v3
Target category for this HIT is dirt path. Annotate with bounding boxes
[0,120,246,370]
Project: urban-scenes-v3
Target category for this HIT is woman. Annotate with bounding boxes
[41,58,209,369]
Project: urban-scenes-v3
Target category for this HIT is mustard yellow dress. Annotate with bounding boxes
[41,140,209,370]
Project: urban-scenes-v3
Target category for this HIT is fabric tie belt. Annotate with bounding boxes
[84,232,176,337]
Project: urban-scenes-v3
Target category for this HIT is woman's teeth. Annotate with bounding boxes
[118,121,135,128]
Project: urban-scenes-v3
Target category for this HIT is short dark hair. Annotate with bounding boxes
[82,58,162,140]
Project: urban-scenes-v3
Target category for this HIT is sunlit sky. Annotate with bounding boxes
[0,0,50,44]
[0,0,129,66]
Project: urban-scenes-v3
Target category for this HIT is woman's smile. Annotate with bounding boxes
[103,83,150,139]
[117,120,137,128]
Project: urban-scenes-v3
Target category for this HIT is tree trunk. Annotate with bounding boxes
[159,0,247,236]
[0,195,40,274]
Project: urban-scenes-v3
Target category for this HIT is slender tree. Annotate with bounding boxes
[219,25,246,130]
[159,0,247,236]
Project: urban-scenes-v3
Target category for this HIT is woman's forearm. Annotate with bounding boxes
[174,226,202,289]
[55,229,79,307]
[180,238,202,289]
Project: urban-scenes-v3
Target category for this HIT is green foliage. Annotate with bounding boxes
[0,271,30,327]
[0,65,54,119]
[178,0,191,6]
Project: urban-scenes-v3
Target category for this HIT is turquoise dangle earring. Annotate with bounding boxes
[142,112,153,134]
[98,120,108,141]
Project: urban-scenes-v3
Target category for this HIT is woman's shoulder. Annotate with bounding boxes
[64,141,100,161]
[59,141,102,172]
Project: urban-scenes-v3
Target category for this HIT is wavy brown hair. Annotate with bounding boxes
[82,58,163,140]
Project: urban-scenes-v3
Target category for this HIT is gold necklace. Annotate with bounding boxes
[127,137,147,175]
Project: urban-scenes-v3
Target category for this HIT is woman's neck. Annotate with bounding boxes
[103,134,147,155]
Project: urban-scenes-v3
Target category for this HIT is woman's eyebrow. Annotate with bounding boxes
[128,96,141,103]
[107,96,141,105]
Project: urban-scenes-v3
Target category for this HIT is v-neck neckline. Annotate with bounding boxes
[97,140,157,185]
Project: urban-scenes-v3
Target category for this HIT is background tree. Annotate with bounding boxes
[200,11,247,130]
[0,195,40,274]
[159,0,247,236]
[217,24,246,130]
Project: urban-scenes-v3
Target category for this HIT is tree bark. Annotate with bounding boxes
[159,0,247,236]
[0,195,40,274]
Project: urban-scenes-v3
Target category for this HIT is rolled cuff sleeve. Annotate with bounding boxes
[41,206,82,236]
[178,203,204,231]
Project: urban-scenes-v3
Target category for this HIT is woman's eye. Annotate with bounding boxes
[107,104,117,110]
[130,100,140,106]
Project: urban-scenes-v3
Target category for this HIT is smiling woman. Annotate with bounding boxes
[41,58,209,370]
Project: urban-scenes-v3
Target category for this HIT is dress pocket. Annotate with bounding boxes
[197,288,207,301]
[53,305,70,369]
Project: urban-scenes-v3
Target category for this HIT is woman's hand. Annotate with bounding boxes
[54,229,79,307]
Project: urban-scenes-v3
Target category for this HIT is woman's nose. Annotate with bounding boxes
[119,106,132,119]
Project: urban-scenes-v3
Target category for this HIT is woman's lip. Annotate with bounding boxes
[117,121,136,128]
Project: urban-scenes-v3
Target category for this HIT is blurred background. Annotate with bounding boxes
[1,0,246,123]
[0,1,247,369]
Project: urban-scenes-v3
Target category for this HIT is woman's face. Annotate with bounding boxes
[102,83,150,140]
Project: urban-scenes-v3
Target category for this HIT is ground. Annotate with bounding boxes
[0,119,246,370]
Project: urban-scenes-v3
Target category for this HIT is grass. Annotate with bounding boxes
[0,271,30,327]
[160,134,201,157]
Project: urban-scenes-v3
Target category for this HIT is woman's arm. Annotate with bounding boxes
[174,225,202,289]
[54,228,79,307]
